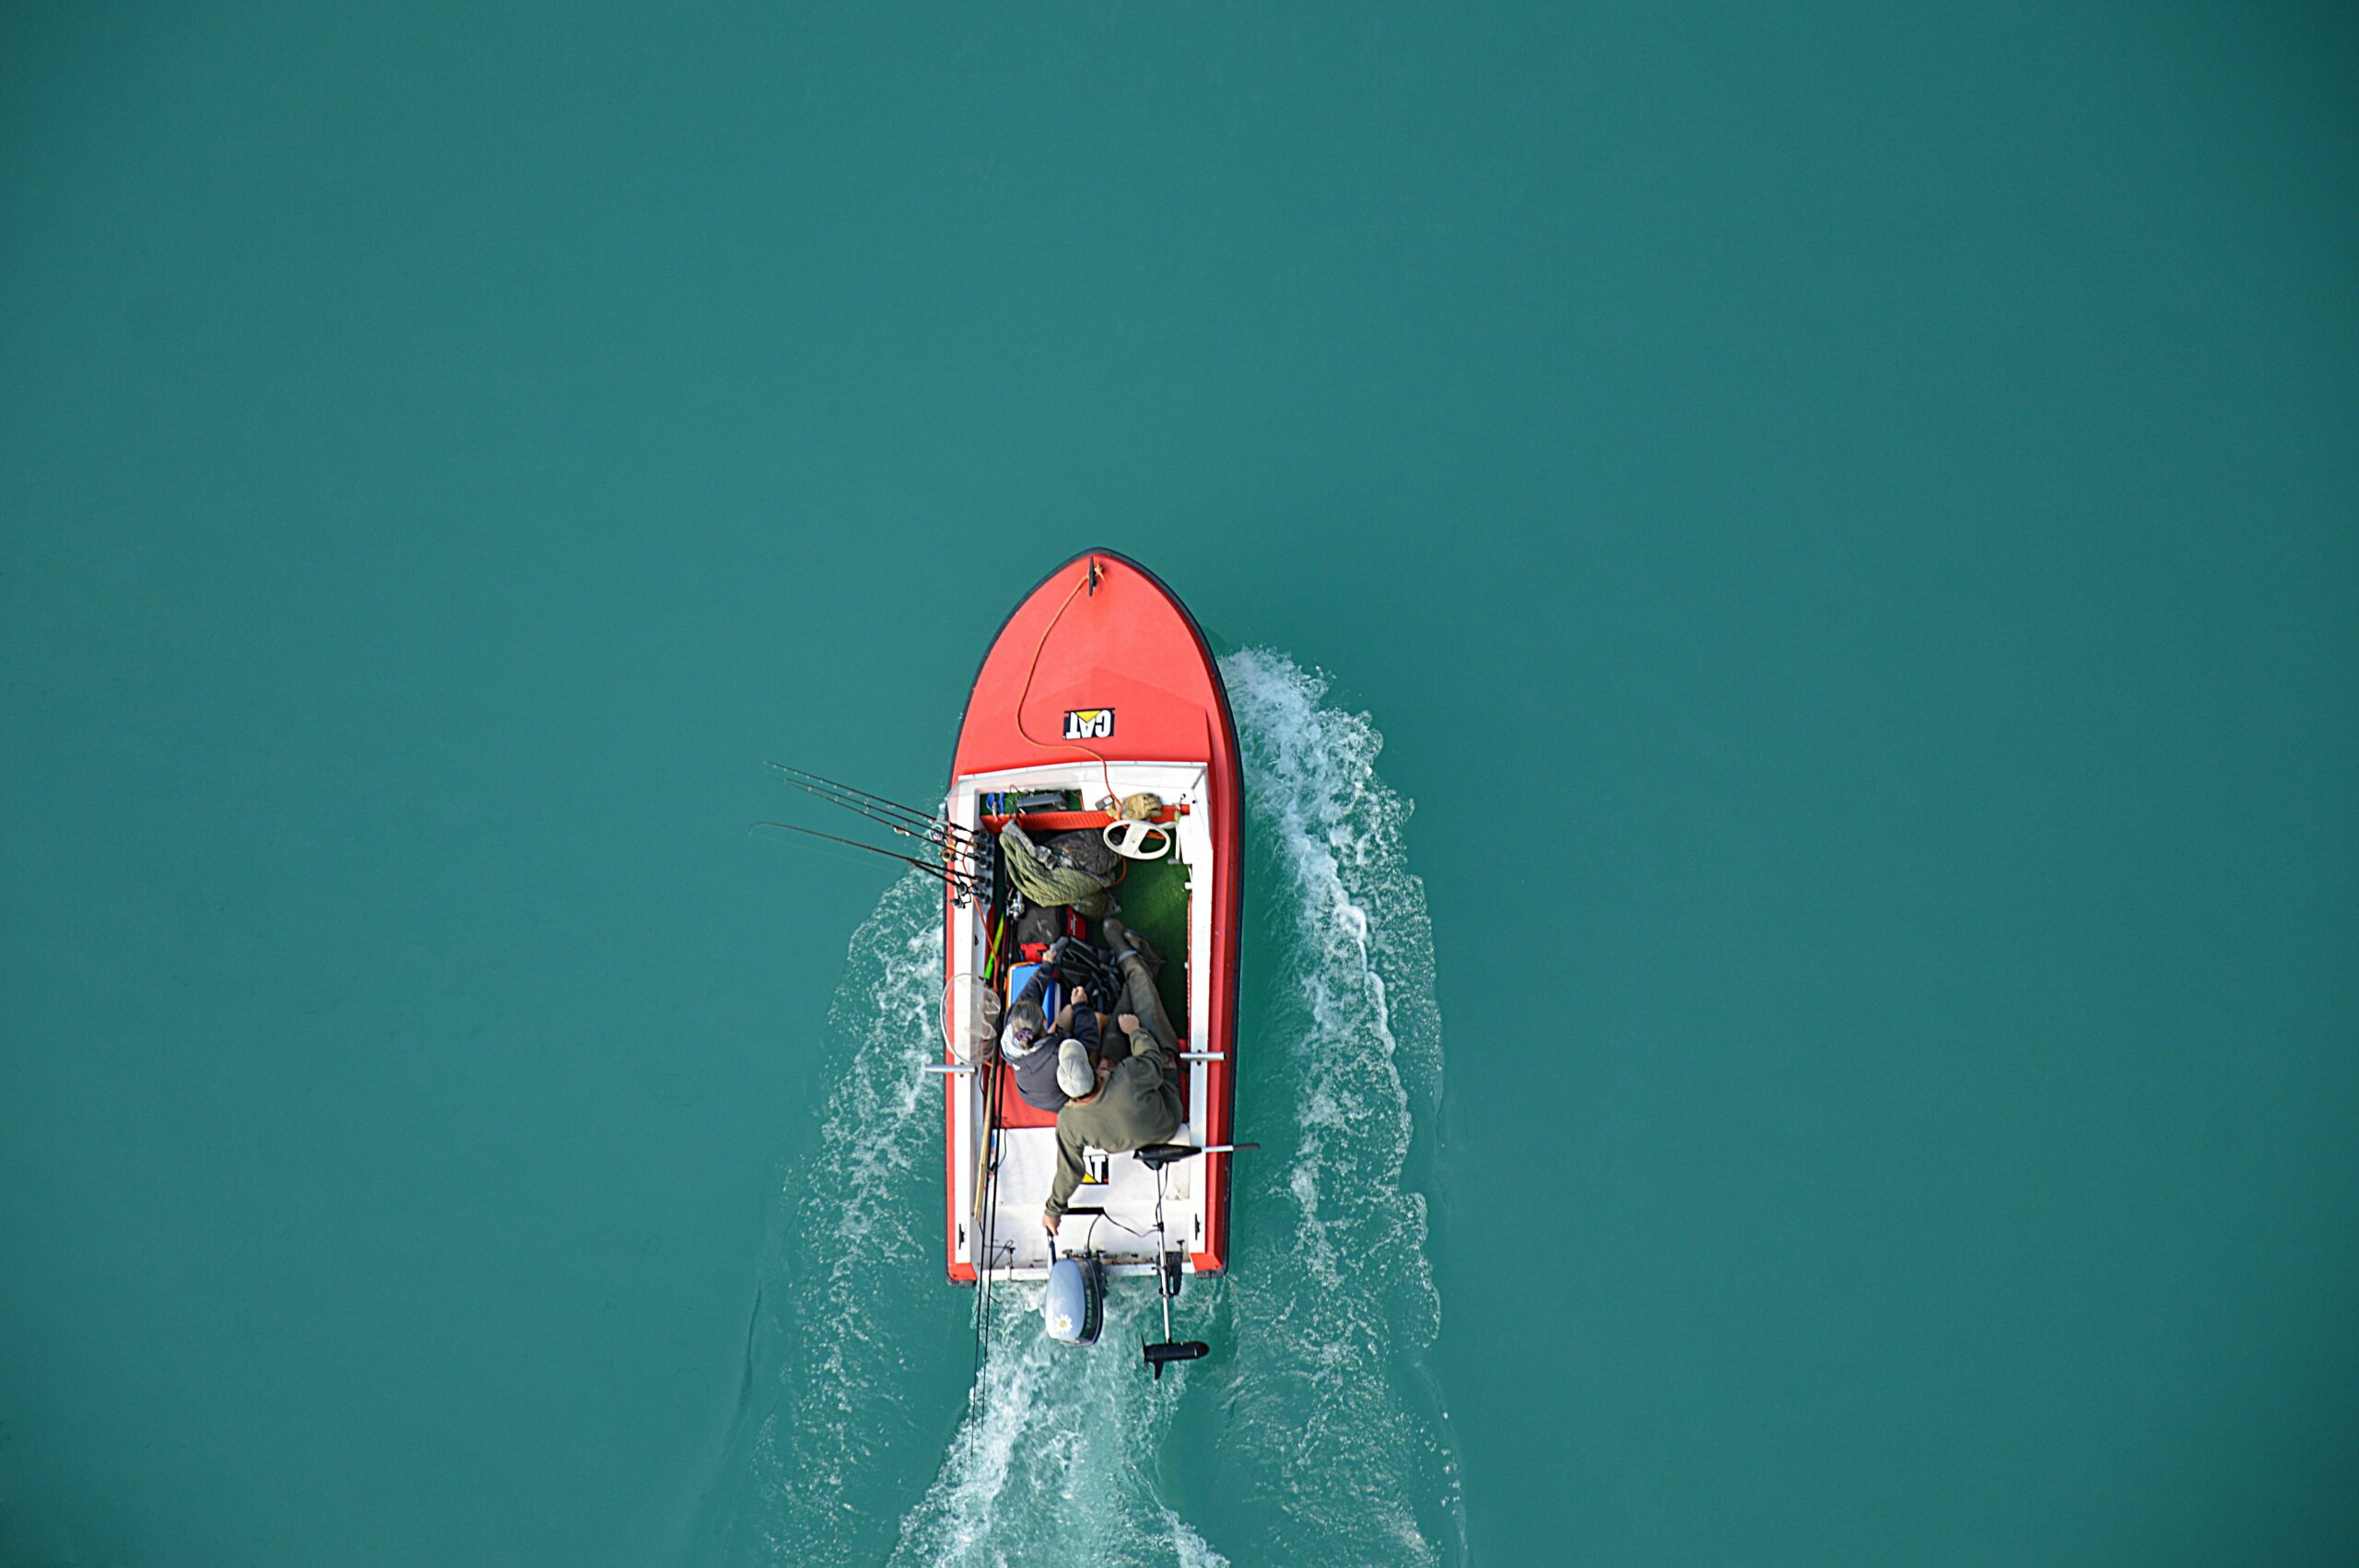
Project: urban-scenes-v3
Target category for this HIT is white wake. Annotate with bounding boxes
[1212,647,1464,1565]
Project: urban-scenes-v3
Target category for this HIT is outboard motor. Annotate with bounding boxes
[1043,1252,1104,1347]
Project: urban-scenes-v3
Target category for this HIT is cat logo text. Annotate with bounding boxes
[1063,708,1115,741]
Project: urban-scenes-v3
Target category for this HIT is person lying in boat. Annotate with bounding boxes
[1042,920,1184,1231]
[999,971,1101,1114]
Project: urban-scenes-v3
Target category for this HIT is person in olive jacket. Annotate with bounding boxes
[1042,921,1184,1229]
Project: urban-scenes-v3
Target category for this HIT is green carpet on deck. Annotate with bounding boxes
[1104,850,1191,1037]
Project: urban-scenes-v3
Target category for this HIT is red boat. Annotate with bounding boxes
[939,551,1243,1303]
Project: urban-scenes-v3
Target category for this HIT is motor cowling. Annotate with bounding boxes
[1043,1255,1103,1346]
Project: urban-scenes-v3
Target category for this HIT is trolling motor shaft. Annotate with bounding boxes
[1144,1248,1209,1379]
[1141,1152,1211,1379]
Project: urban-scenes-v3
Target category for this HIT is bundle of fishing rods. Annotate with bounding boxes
[755,762,1020,1383]
[751,763,989,906]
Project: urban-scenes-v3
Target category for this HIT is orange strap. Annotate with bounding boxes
[982,806,1185,833]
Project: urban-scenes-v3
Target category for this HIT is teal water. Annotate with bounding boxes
[5,5,2355,1565]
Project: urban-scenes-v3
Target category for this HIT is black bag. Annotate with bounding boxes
[1014,901,1065,949]
[1040,829,1119,881]
[1043,935,1122,1001]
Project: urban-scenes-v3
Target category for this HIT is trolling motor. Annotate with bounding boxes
[1133,1142,1254,1379]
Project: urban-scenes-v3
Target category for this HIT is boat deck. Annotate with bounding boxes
[945,759,1223,1282]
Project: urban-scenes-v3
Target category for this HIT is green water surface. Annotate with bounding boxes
[4,3,2355,1564]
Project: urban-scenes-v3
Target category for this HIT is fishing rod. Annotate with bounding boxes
[784,779,984,855]
[971,1056,1006,1376]
[747,822,975,894]
[771,771,980,859]
[968,860,1010,1430]
[765,764,983,849]
[969,841,1022,1393]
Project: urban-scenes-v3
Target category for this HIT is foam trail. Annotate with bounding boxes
[697,872,947,1566]
[1213,647,1466,1565]
[696,872,1230,1568]
[890,1288,1227,1568]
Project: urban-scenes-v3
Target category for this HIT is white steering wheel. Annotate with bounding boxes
[1102,817,1172,861]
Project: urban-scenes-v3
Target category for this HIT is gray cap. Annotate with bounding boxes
[1056,1040,1097,1099]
